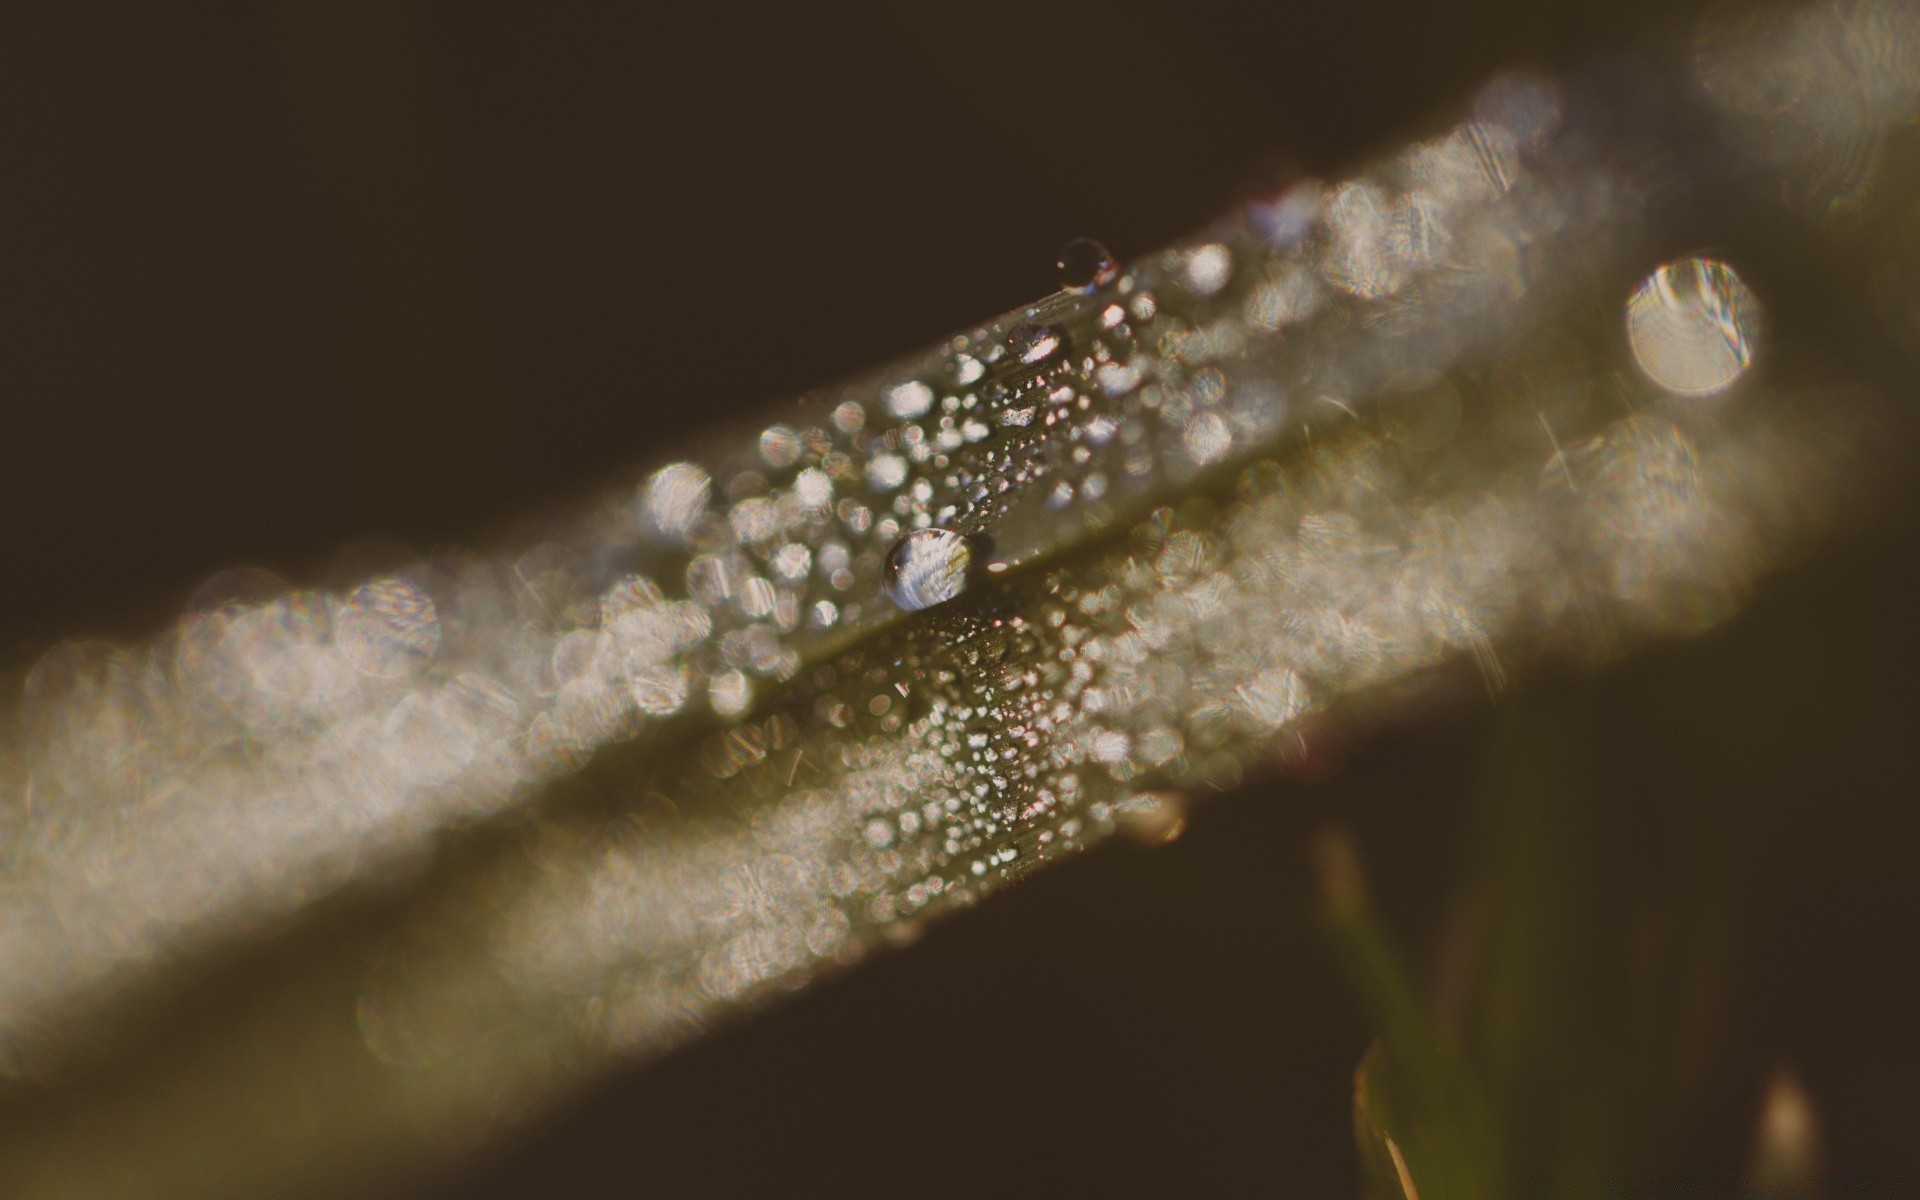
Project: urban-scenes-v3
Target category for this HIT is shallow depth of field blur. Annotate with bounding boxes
[2,1,1918,1196]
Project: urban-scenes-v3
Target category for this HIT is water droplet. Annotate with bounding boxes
[640,462,711,541]
[709,669,753,717]
[885,380,935,420]
[1006,323,1067,366]
[1626,256,1761,396]
[1096,362,1144,397]
[758,424,804,468]
[770,542,812,581]
[793,467,833,508]
[1185,243,1233,297]
[1113,792,1189,846]
[727,496,779,542]
[831,401,865,434]
[1056,238,1119,294]
[865,454,908,491]
[1184,412,1233,465]
[883,528,973,612]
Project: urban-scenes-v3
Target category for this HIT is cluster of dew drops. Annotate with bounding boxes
[880,237,1124,613]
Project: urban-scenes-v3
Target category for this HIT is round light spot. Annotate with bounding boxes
[865,454,908,491]
[640,462,711,540]
[1184,243,1233,297]
[1626,257,1761,396]
[1184,412,1233,466]
[884,380,935,420]
[758,424,804,468]
[709,669,752,718]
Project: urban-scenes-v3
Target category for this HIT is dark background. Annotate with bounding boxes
[5,2,1917,1196]
[0,0,1705,647]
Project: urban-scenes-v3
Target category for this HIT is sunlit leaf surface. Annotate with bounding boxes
[3,2,1918,1194]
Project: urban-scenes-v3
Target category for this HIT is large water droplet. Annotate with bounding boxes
[1006,323,1068,366]
[883,528,973,612]
[1626,256,1761,397]
[1056,238,1119,294]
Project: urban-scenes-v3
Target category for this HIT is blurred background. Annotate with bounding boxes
[1,1,1916,1195]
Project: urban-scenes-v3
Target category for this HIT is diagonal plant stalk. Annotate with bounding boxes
[1,2,1917,1195]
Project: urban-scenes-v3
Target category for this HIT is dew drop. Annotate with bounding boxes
[1626,256,1761,397]
[758,424,804,468]
[793,467,833,508]
[831,401,866,434]
[885,380,935,420]
[883,528,973,612]
[1184,412,1233,465]
[1056,238,1120,294]
[1185,243,1233,297]
[1114,792,1189,846]
[640,462,711,541]
[770,542,812,581]
[865,454,908,491]
[1006,323,1067,366]
[709,669,752,717]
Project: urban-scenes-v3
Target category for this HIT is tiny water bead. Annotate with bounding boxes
[1626,256,1761,397]
[1056,238,1120,294]
[883,528,973,612]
